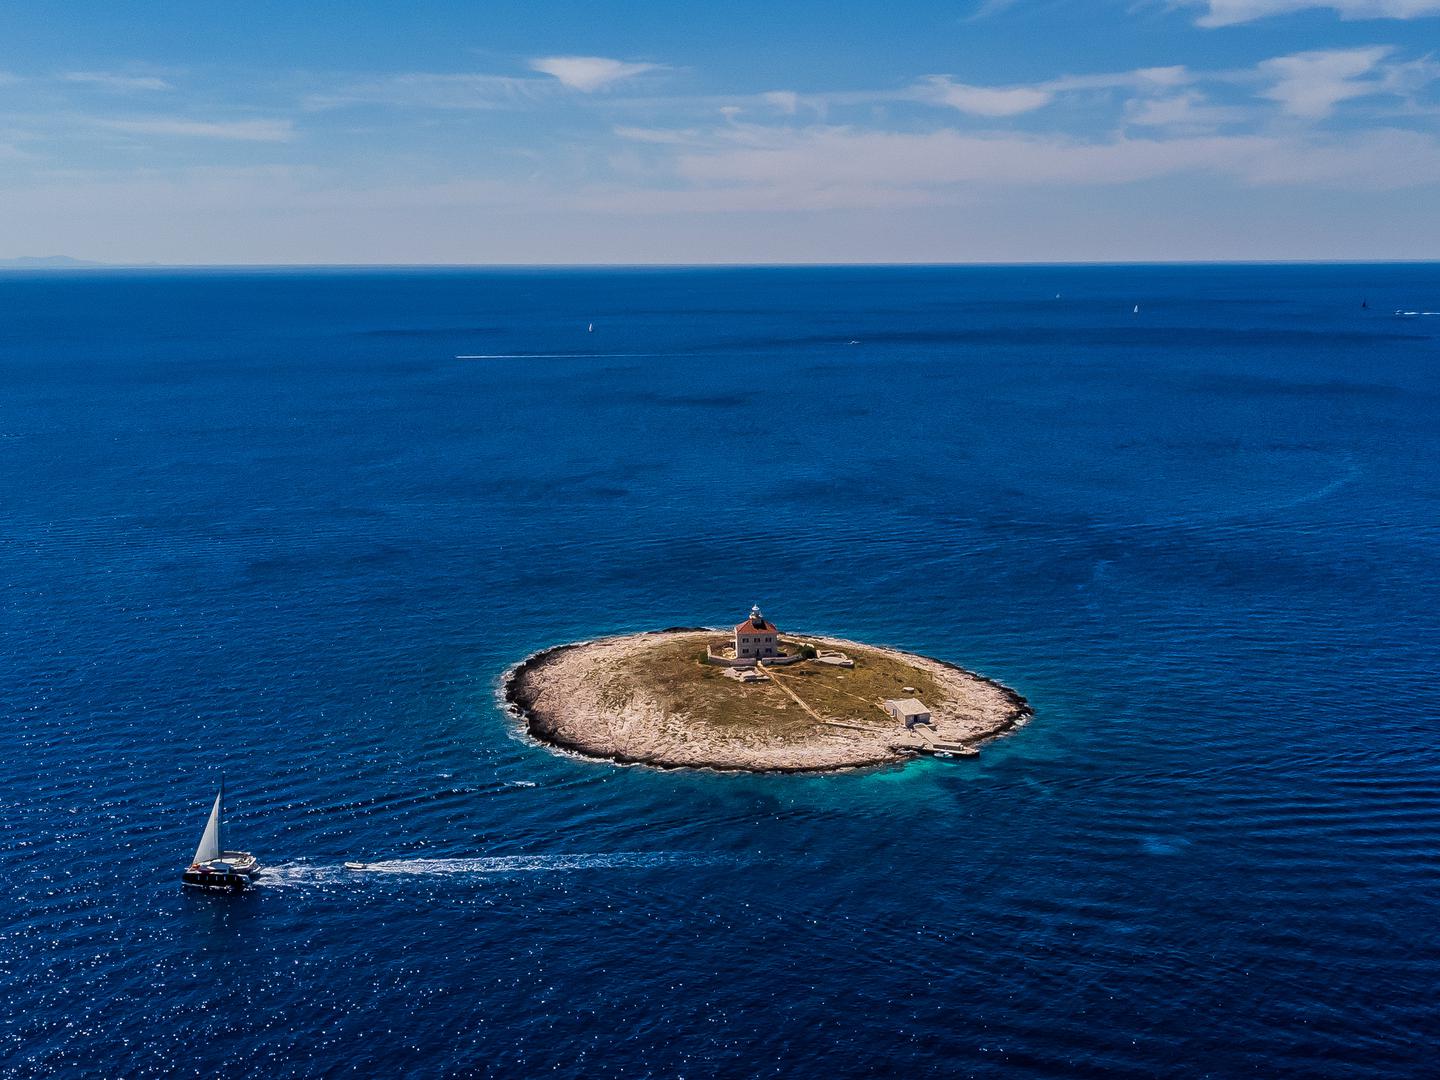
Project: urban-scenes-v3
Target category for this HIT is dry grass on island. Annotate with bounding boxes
[504,629,1030,773]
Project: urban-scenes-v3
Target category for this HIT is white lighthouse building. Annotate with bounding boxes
[734,605,780,659]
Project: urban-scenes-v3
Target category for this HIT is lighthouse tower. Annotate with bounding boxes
[734,605,780,659]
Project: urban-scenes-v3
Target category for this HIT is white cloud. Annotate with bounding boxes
[914,75,1054,116]
[62,72,171,92]
[1125,90,1247,128]
[1239,126,1440,183]
[580,179,941,213]
[613,125,702,144]
[1258,46,1394,116]
[528,56,660,92]
[887,66,1194,119]
[306,73,548,111]
[1049,66,1194,93]
[1193,0,1440,27]
[3,130,1437,262]
[968,0,1024,18]
[674,127,1236,190]
[762,90,800,115]
[96,117,295,141]
[654,125,1440,210]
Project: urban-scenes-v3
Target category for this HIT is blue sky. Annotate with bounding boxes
[1,0,1437,263]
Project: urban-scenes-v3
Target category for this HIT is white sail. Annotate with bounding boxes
[193,790,223,865]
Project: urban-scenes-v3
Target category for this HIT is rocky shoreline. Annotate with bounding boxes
[503,629,1031,773]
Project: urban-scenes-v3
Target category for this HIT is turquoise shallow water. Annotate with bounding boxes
[2,265,1438,1077]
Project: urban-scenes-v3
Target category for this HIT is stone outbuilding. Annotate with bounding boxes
[735,605,780,659]
[883,698,932,728]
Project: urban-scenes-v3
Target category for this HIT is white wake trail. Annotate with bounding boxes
[261,851,721,888]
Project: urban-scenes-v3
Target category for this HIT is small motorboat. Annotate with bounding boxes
[181,780,259,893]
[344,861,369,871]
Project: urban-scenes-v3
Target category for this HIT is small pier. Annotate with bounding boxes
[890,723,979,758]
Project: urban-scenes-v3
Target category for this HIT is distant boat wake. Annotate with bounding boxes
[455,352,663,360]
[1272,454,1363,512]
[262,851,725,887]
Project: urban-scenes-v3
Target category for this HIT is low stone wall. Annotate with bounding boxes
[706,643,805,667]
[705,643,755,668]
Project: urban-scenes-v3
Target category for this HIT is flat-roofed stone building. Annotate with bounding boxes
[735,605,780,659]
[883,698,932,728]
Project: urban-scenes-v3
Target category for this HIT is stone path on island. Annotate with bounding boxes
[760,663,936,754]
[763,658,895,728]
[762,663,978,755]
[756,663,827,724]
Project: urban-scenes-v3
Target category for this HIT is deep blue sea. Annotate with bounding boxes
[3,265,1439,1078]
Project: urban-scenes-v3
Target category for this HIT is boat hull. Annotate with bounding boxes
[182,851,259,893]
[181,871,251,893]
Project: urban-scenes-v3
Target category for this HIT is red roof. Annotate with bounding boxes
[734,618,778,635]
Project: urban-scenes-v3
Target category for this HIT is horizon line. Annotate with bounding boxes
[3,258,1439,271]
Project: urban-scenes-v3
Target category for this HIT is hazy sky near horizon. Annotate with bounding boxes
[2,1,1438,263]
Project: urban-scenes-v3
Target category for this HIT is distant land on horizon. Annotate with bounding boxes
[0,255,109,269]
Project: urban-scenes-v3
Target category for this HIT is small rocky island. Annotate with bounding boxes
[504,606,1030,773]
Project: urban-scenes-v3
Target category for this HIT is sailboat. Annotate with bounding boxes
[181,780,259,893]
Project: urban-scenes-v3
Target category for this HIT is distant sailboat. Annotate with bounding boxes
[181,779,259,893]
[587,322,594,333]
[1133,304,1140,314]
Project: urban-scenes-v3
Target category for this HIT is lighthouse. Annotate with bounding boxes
[734,604,780,659]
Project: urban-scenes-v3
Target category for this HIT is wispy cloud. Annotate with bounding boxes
[707,48,1429,128]
[718,66,1194,122]
[1124,90,1249,128]
[966,0,1025,19]
[648,125,1440,212]
[96,117,295,141]
[1044,66,1193,93]
[1258,45,1402,116]
[529,56,662,92]
[576,41,1440,212]
[307,73,549,111]
[1192,0,1440,27]
[614,125,703,144]
[914,75,1054,116]
[62,72,171,92]
[761,90,800,115]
